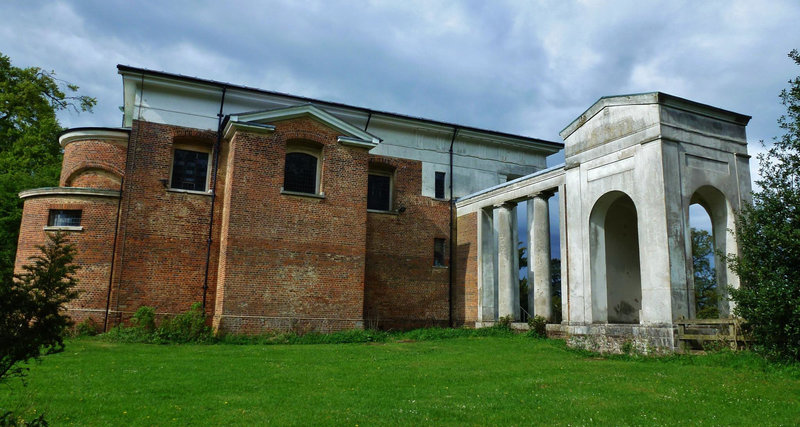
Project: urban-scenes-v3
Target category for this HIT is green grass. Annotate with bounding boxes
[2,335,799,426]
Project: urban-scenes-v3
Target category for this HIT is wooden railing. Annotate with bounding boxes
[675,317,749,352]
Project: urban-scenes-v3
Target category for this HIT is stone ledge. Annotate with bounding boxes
[19,187,121,199]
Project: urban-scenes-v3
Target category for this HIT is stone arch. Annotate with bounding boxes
[589,191,642,324]
[689,185,736,317]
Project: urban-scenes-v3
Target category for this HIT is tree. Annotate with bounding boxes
[0,232,80,383]
[0,52,95,281]
[691,228,719,319]
[728,50,800,361]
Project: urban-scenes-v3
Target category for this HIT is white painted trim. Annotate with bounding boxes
[59,129,130,148]
[222,121,276,140]
[280,189,326,199]
[337,136,375,149]
[455,165,566,215]
[44,226,83,232]
[231,104,380,146]
[166,188,213,196]
[19,187,121,199]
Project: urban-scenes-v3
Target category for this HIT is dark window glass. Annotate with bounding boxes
[435,171,446,199]
[284,152,318,193]
[171,149,209,191]
[48,209,82,227]
[367,174,391,211]
[434,238,446,267]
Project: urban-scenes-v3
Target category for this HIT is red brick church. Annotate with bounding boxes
[14,66,561,333]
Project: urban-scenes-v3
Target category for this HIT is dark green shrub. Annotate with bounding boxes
[157,303,211,343]
[74,318,100,337]
[131,306,156,332]
[527,315,547,338]
[728,50,800,362]
[497,315,513,330]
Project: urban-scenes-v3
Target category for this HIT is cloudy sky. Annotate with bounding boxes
[2,0,798,258]
[2,1,799,150]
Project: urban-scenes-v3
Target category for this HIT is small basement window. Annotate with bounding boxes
[434,238,446,267]
[435,171,446,199]
[171,148,210,191]
[367,173,392,211]
[48,209,82,227]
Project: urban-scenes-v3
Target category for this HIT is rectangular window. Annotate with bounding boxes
[367,173,391,211]
[171,148,209,191]
[284,151,319,194]
[434,238,446,267]
[435,171,446,199]
[48,209,82,227]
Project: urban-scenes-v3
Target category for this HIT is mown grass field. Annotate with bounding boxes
[2,335,799,426]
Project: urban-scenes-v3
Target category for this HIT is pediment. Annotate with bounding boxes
[228,104,380,147]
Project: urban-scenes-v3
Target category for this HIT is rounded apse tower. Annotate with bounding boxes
[15,127,130,328]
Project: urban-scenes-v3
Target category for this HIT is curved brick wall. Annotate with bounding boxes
[15,192,120,328]
[60,139,127,190]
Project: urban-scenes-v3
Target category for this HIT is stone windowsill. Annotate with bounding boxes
[280,189,326,199]
[367,209,399,215]
[433,265,449,269]
[167,188,213,196]
[44,226,84,232]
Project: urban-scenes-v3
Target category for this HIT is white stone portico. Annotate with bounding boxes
[456,92,752,352]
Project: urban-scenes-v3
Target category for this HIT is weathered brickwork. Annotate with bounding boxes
[454,211,478,325]
[214,117,369,333]
[109,121,221,325]
[60,139,126,190]
[363,155,451,330]
[15,195,120,326]
[15,118,473,334]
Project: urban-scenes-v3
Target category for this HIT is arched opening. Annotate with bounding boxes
[590,191,641,324]
[689,186,734,318]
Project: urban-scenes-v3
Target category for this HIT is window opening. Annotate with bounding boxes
[48,209,82,227]
[435,171,446,199]
[434,238,446,267]
[171,148,209,191]
[367,173,391,211]
[284,152,318,194]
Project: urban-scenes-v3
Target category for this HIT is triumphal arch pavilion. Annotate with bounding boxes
[456,92,751,352]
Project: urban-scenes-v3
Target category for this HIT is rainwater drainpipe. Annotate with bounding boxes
[201,86,227,313]
[448,127,458,327]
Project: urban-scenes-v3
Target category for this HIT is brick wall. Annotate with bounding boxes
[109,121,221,325]
[60,139,126,190]
[15,117,482,334]
[454,211,478,325]
[15,195,120,326]
[363,155,451,330]
[213,117,368,333]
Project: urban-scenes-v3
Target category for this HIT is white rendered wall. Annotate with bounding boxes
[122,74,557,201]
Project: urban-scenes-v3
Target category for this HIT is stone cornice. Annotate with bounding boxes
[19,187,121,199]
[58,128,130,148]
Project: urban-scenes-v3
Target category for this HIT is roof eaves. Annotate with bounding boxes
[117,65,563,150]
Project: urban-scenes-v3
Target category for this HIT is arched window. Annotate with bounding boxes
[283,145,321,195]
[170,139,212,192]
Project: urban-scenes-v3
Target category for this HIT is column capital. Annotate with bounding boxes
[531,190,555,200]
[494,201,517,210]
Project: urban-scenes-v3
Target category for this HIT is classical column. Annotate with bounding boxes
[496,202,520,321]
[530,192,552,321]
[478,207,498,322]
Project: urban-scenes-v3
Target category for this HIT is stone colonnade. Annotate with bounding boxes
[479,190,556,323]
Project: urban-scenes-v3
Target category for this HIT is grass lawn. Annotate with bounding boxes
[2,335,799,426]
